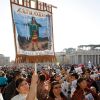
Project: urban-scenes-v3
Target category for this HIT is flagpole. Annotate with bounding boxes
[33,63,37,100]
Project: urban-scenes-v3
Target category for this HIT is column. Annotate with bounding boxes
[82,55,84,64]
[91,55,93,65]
[95,55,96,65]
[75,55,78,64]
[71,55,73,64]
[71,56,73,64]
[99,55,100,65]
[86,55,88,65]
[84,55,86,65]
[93,55,95,65]
[78,55,81,64]
[98,55,99,65]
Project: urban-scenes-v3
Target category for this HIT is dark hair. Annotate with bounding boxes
[83,68,91,74]
[13,71,21,79]
[86,69,91,73]
[70,65,75,73]
[51,81,60,86]
[16,78,25,88]
[76,77,86,89]
[2,73,5,77]
[39,74,45,81]
[50,76,55,82]
[31,17,36,23]
[22,74,26,78]
[49,81,64,98]
[71,73,79,79]
[27,74,32,79]
[54,74,60,78]
[49,81,59,98]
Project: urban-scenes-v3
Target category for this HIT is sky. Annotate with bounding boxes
[0,0,100,60]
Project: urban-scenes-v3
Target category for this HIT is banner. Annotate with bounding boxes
[11,3,54,56]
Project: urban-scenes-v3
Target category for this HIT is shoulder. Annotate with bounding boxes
[0,93,3,100]
[11,95,20,100]
[11,94,26,100]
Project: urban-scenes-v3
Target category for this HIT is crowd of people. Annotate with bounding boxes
[0,64,100,100]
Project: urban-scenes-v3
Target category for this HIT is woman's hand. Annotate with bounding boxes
[31,72,38,84]
[26,73,38,100]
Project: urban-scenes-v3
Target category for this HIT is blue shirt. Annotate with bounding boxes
[0,77,8,86]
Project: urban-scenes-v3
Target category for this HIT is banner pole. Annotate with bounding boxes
[34,63,37,100]
[34,63,37,74]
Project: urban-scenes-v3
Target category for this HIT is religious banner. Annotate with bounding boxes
[10,1,56,63]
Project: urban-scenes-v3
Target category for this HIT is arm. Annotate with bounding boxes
[36,22,42,27]
[26,73,38,100]
[85,88,99,100]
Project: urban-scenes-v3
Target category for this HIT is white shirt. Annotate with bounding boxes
[71,80,77,97]
[0,93,3,100]
[61,81,69,97]
[11,94,27,100]
[71,80,77,89]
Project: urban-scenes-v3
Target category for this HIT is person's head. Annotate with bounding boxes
[27,74,32,79]
[22,74,27,79]
[0,71,5,77]
[49,81,62,98]
[39,74,46,82]
[14,70,21,80]
[71,65,75,70]
[61,68,66,75]
[90,86,96,93]
[65,73,72,83]
[54,74,61,81]
[16,78,29,94]
[94,74,99,81]
[76,78,87,90]
[83,69,91,79]
[32,17,36,24]
[71,73,79,81]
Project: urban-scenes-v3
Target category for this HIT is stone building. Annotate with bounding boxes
[56,45,100,65]
[68,45,100,65]
[0,54,10,66]
[55,52,70,64]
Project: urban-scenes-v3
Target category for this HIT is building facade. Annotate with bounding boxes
[0,54,10,66]
[69,50,100,65]
[55,52,70,64]
[56,45,100,65]
[68,45,100,65]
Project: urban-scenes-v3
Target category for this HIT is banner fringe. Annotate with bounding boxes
[15,55,56,63]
